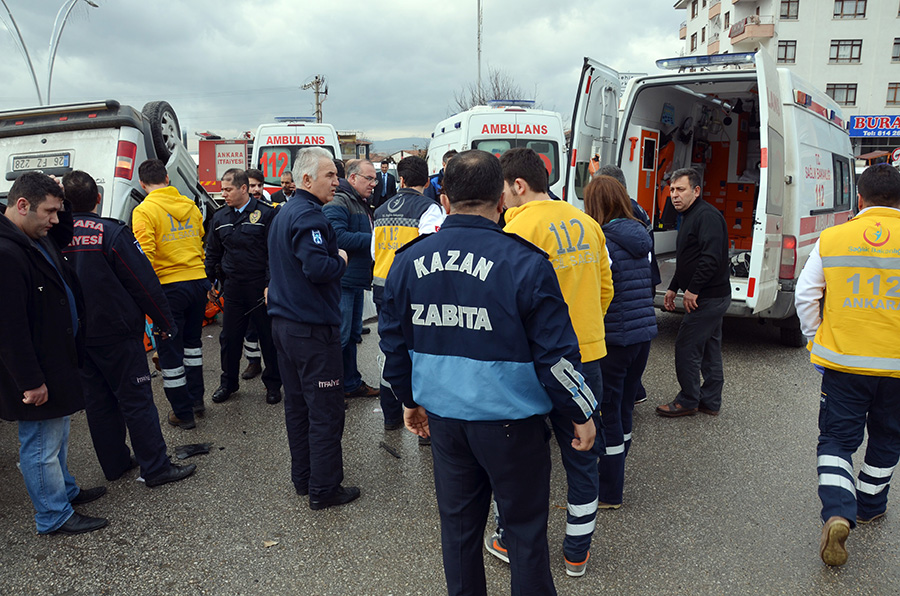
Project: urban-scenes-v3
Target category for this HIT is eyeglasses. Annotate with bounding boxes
[355,174,377,183]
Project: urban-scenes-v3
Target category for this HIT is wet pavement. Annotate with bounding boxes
[1,312,898,595]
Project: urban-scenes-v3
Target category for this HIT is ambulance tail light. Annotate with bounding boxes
[115,141,137,180]
[779,235,797,279]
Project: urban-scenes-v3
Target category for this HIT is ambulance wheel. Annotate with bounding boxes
[779,318,805,348]
[142,101,181,160]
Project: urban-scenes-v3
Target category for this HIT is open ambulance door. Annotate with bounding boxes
[565,58,620,210]
[746,49,785,314]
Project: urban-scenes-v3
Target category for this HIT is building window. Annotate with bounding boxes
[724,11,731,28]
[833,0,866,18]
[781,0,799,19]
[893,38,900,62]
[702,0,707,6]
[692,0,698,18]
[888,83,900,105]
[826,83,858,106]
[778,40,797,63]
[691,33,698,51]
[829,40,863,64]
[702,27,706,43]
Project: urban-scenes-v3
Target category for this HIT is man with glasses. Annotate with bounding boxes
[323,159,380,399]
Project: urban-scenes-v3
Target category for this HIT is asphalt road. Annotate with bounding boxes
[1,311,898,595]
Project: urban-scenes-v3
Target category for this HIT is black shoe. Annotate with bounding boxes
[295,484,309,496]
[211,385,236,403]
[361,327,371,335]
[418,436,431,447]
[309,486,361,510]
[50,512,108,535]
[145,462,197,488]
[384,420,403,431]
[266,388,282,405]
[168,411,196,430]
[241,361,262,380]
[70,486,106,505]
[193,400,206,417]
[107,456,139,481]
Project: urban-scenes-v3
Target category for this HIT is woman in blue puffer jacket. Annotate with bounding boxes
[584,175,658,508]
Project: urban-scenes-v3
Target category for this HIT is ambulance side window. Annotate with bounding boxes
[832,155,852,210]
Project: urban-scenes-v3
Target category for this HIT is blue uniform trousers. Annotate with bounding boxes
[80,338,169,480]
[817,368,900,527]
[272,317,346,497]
[339,287,365,392]
[597,341,651,506]
[220,280,280,393]
[374,298,403,426]
[243,322,261,364]
[430,413,557,596]
[156,279,207,421]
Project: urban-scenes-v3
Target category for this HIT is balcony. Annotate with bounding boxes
[729,15,774,46]
[709,0,721,18]
[680,21,687,39]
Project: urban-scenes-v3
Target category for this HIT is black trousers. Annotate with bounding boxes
[429,414,556,596]
[220,281,280,392]
[272,317,345,497]
[674,295,731,411]
[80,338,169,480]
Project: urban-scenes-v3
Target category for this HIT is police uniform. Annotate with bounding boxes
[62,212,175,481]
[370,188,444,427]
[267,189,349,498]
[205,196,280,399]
[380,214,597,596]
[796,204,900,530]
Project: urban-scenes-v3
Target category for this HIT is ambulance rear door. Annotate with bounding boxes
[746,49,785,313]
[565,57,620,209]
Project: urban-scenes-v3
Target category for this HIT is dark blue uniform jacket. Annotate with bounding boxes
[62,212,175,346]
[267,190,347,326]
[205,196,277,286]
[379,214,597,423]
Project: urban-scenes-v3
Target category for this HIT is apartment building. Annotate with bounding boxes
[676,0,900,159]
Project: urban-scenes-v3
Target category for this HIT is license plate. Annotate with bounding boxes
[11,153,71,171]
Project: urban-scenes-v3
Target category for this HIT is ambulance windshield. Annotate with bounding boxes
[256,145,336,185]
[471,139,560,186]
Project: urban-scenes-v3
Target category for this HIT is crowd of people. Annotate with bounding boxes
[2,145,898,593]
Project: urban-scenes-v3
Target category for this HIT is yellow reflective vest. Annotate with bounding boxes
[811,207,900,377]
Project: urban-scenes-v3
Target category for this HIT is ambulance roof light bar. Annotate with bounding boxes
[656,52,756,71]
[274,116,317,122]
[487,99,535,109]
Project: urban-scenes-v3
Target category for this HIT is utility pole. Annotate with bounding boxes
[301,75,328,123]
[476,0,482,104]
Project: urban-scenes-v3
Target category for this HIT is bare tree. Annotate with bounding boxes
[452,67,535,112]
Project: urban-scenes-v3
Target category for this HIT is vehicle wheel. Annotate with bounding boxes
[779,318,806,348]
[142,101,181,160]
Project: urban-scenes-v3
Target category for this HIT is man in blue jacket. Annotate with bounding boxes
[323,159,380,399]
[380,150,597,596]
[61,171,196,488]
[267,147,360,510]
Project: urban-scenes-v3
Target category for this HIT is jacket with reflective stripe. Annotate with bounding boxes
[811,207,900,377]
[372,189,438,285]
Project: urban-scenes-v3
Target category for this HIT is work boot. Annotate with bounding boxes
[241,361,262,380]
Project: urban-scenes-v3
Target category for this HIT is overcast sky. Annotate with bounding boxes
[0,0,684,144]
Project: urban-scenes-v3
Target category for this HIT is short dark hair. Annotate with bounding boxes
[397,156,428,187]
[499,147,549,194]
[281,170,294,181]
[442,149,458,165]
[8,171,64,212]
[857,164,900,207]
[381,158,391,166]
[138,159,168,185]
[596,164,627,190]
[442,150,503,208]
[333,159,345,178]
[223,168,248,189]
[671,167,701,190]
[245,168,265,184]
[62,170,99,213]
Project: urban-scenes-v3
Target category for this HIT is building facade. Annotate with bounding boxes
[676,0,900,160]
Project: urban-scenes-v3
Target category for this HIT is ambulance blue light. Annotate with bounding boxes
[274,116,317,122]
[656,53,756,70]
[487,99,535,108]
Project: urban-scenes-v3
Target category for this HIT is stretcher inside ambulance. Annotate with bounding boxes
[567,50,855,346]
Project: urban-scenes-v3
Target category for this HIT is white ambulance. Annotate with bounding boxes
[250,117,342,189]
[567,50,856,346]
[427,100,567,198]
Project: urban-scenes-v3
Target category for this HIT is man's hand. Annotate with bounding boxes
[338,248,348,265]
[683,289,699,313]
[207,284,218,303]
[664,289,677,312]
[404,406,430,439]
[571,418,596,452]
[23,384,48,406]
[264,286,268,306]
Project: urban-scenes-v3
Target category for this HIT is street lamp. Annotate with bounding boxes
[0,0,42,103]
[46,0,98,104]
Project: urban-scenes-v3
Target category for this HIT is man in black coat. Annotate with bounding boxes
[61,171,196,488]
[0,172,107,535]
[371,159,397,209]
